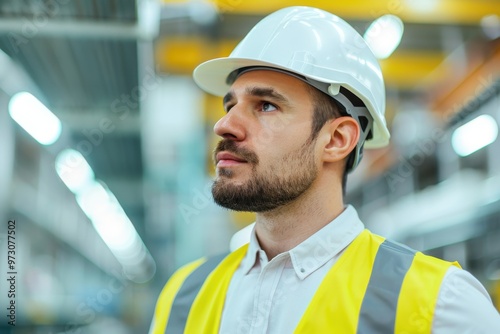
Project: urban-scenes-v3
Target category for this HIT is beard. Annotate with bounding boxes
[212,139,318,212]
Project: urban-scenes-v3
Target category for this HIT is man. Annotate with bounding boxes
[150,6,500,333]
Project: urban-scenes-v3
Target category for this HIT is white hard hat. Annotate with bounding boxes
[193,6,390,170]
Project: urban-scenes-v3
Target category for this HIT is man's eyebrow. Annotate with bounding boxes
[246,86,289,105]
[222,86,291,107]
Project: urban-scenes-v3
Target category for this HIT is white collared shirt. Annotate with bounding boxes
[219,205,500,333]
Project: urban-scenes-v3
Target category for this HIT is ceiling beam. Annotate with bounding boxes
[0,19,152,40]
[0,0,161,43]
[163,0,500,25]
[156,37,446,90]
[0,0,160,40]
[54,108,141,134]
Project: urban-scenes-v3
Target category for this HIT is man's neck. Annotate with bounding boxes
[254,184,344,260]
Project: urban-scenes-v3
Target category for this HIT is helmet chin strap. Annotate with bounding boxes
[228,66,374,172]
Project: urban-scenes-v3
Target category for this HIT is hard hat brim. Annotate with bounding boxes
[193,57,298,97]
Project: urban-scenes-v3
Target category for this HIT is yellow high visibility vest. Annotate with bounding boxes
[150,229,460,333]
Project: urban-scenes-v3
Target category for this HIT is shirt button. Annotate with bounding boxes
[300,268,305,273]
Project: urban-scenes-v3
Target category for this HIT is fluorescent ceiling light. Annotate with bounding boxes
[76,181,112,221]
[8,92,62,145]
[452,114,498,157]
[76,182,138,252]
[188,0,218,25]
[55,149,95,194]
[481,14,500,40]
[92,211,138,253]
[405,0,438,12]
[364,15,404,59]
[76,181,153,270]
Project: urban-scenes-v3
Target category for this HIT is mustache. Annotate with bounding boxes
[214,140,259,164]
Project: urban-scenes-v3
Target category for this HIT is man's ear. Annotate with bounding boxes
[322,117,360,163]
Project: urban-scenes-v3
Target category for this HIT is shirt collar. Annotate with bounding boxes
[238,205,365,278]
[239,226,263,275]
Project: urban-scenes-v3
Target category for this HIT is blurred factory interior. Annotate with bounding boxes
[0,0,499,332]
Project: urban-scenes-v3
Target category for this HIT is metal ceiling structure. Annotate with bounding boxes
[0,0,147,241]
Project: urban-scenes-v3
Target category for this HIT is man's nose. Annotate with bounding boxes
[213,107,247,141]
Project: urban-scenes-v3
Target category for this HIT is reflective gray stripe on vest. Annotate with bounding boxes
[165,253,228,334]
[357,240,416,333]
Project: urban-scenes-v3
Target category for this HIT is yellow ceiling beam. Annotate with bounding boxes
[156,37,446,89]
[155,37,238,75]
[379,50,446,88]
[163,0,499,25]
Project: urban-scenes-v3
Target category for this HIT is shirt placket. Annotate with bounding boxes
[249,253,288,334]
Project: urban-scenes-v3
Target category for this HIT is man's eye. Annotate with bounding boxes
[262,102,277,112]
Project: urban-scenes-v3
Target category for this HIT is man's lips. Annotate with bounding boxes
[216,152,247,167]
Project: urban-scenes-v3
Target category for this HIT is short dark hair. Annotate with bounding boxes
[305,85,356,195]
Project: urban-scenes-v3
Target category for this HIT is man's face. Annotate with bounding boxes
[212,70,321,212]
